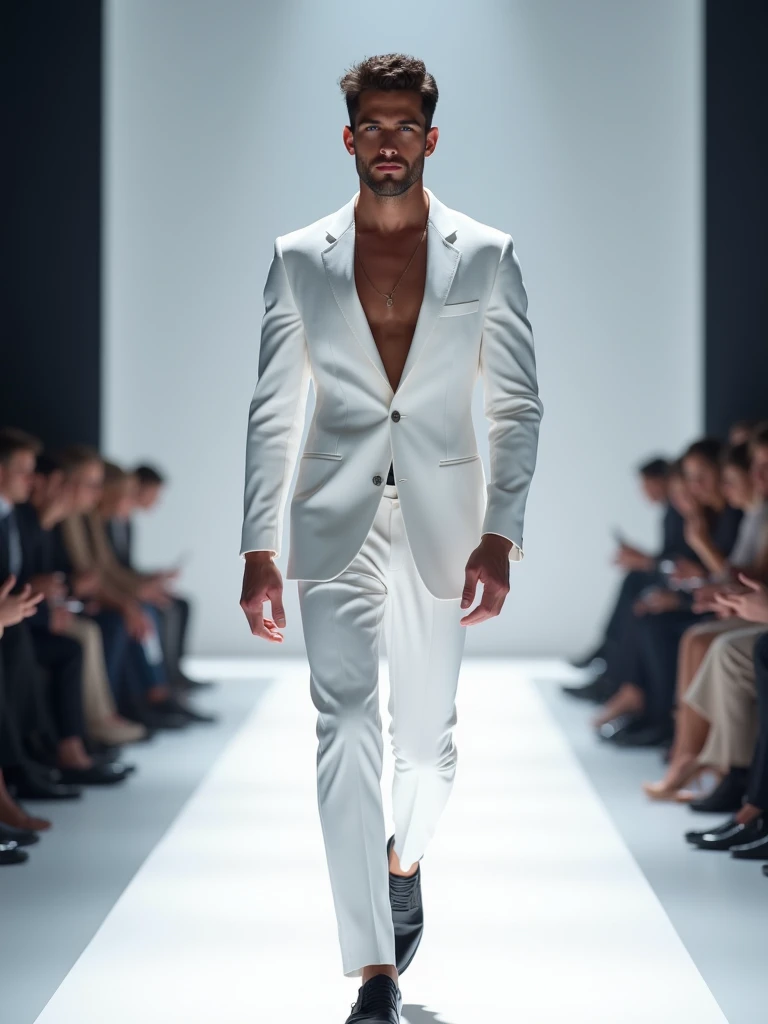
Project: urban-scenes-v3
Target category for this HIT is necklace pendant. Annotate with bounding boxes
[386,295,394,307]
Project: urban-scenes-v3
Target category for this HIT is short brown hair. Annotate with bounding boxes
[339,53,438,133]
[102,461,129,488]
[53,443,103,474]
[0,427,43,465]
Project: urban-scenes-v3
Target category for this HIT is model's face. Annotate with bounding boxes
[0,450,36,504]
[751,444,768,500]
[343,90,438,198]
[721,465,753,509]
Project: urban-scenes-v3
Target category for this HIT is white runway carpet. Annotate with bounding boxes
[33,658,727,1023]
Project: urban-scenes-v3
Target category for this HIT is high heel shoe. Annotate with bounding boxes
[642,758,706,802]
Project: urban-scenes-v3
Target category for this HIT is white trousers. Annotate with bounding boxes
[297,483,467,978]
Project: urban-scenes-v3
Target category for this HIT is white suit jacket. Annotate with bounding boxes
[240,186,543,600]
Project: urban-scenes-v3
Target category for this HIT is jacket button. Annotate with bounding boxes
[391,410,400,422]
[372,475,383,486]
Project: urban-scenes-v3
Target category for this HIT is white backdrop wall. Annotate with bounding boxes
[104,0,702,657]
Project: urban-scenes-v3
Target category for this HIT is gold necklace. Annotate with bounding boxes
[355,221,428,307]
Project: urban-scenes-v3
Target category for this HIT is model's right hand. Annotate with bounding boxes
[240,554,285,643]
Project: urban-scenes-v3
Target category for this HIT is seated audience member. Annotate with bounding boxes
[95,461,215,720]
[593,437,744,746]
[683,578,768,850]
[644,431,768,798]
[129,463,211,692]
[563,456,699,701]
[55,447,212,728]
[729,419,763,446]
[0,428,132,788]
[0,573,51,841]
[17,453,147,747]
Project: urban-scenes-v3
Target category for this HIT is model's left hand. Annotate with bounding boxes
[460,535,511,626]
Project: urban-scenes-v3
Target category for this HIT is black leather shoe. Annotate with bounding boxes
[345,975,402,1023]
[0,841,29,866]
[598,712,646,742]
[688,767,748,814]
[611,721,674,749]
[762,864,768,878]
[690,815,767,851]
[387,835,423,975]
[173,673,217,692]
[0,822,40,847]
[56,761,132,786]
[150,696,218,725]
[10,773,83,800]
[140,703,190,730]
[730,820,768,859]
[561,674,614,703]
[568,647,606,670]
[685,816,739,844]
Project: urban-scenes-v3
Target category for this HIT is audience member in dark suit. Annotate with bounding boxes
[55,447,211,728]
[594,438,745,746]
[0,429,131,787]
[17,455,147,747]
[130,463,211,693]
[564,457,701,701]
[0,573,52,839]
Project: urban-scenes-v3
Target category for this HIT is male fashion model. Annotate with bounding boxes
[240,53,543,1023]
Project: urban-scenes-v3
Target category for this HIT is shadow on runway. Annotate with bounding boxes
[402,1005,456,1023]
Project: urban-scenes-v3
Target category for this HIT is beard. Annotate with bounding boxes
[356,149,425,198]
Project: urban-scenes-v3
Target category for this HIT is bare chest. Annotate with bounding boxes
[354,231,427,393]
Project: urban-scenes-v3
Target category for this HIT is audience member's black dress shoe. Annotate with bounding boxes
[561,674,614,703]
[387,835,423,975]
[0,822,40,847]
[685,817,739,844]
[10,773,83,800]
[345,975,402,1023]
[730,820,768,859]
[56,761,132,786]
[762,864,768,878]
[88,749,137,774]
[688,767,748,814]
[152,695,219,725]
[173,672,217,692]
[0,841,28,866]
[598,712,645,742]
[610,721,674,749]
[138,703,189,731]
[568,646,605,670]
[689,815,767,851]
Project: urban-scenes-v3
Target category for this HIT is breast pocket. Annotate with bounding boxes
[438,299,480,317]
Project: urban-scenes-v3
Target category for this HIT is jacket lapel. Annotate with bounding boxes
[321,187,461,396]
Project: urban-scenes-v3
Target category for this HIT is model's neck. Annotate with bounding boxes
[354,181,429,235]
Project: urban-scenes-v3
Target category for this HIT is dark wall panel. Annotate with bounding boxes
[4,0,103,449]
[705,0,768,437]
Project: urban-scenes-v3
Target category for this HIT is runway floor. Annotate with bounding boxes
[3,657,763,1023]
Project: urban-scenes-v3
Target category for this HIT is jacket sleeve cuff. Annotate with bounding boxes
[482,531,524,562]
